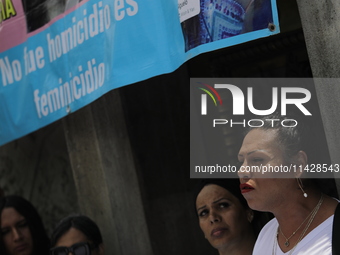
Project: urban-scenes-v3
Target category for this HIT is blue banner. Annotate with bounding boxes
[0,0,279,146]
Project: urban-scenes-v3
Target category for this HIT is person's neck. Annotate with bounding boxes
[272,191,331,253]
[218,231,255,255]
[273,190,322,228]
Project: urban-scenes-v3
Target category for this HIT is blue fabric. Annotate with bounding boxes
[0,0,279,145]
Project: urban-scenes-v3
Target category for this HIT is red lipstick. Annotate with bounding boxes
[240,183,254,193]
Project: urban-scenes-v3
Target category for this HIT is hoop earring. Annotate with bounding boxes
[297,178,308,198]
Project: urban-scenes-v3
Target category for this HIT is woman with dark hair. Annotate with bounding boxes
[237,113,339,255]
[0,195,50,255]
[194,178,270,255]
[50,215,104,255]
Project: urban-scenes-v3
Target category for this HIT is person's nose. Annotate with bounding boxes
[12,228,23,242]
[237,161,251,181]
[209,210,221,224]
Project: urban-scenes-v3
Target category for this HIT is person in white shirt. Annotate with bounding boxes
[237,113,339,255]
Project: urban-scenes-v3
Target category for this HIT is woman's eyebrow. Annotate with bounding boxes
[213,198,228,204]
[197,198,230,211]
[197,205,206,211]
[247,150,259,155]
[239,149,266,157]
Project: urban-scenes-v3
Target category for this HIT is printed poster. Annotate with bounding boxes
[0,0,279,146]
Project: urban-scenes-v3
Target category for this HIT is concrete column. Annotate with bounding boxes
[62,89,153,255]
[296,1,340,188]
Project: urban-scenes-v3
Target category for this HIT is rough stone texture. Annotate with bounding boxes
[0,65,219,255]
[0,121,79,236]
[297,1,340,191]
[310,79,340,179]
[296,0,340,78]
[120,64,217,255]
[63,90,153,255]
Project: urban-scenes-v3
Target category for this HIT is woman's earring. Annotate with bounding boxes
[249,214,254,223]
[247,210,254,223]
[297,178,308,198]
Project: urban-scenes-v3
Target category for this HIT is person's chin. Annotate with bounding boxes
[211,237,232,251]
[241,195,259,210]
[248,199,265,212]
[13,245,32,255]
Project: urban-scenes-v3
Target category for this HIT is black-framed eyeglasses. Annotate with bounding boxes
[50,242,98,255]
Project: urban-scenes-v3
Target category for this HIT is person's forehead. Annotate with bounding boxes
[1,207,25,227]
[55,227,89,247]
[196,184,236,206]
[241,129,279,151]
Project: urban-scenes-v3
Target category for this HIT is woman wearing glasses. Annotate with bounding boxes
[50,215,104,255]
[0,195,50,255]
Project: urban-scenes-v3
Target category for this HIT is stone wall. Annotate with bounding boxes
[0,120,79,235]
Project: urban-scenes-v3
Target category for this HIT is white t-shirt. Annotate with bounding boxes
[253,216,333,255]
